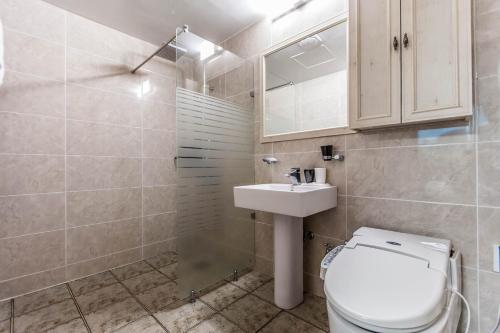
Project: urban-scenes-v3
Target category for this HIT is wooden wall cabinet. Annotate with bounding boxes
[349,0,472,130]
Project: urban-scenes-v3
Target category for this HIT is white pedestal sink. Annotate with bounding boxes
[233,183,337,309]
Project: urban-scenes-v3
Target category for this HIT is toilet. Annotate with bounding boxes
[324,228,462,333]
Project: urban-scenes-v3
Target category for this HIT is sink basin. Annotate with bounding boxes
[234,183,337,217]
[233,183,338,309]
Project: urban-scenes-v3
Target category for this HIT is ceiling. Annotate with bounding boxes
[42,0,266,46]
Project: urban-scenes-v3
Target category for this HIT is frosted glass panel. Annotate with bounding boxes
[175,30,254,299]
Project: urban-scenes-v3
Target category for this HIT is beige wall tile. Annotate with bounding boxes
[65,248,141,282]
[304,234,343,276]
[67,84,141,127]
[478,207,500,271]
[477,0,500,15]
[255,156,273,184]
[475,11,500,78]
[143,212,176,245]
[0,71,65,117]
[0,0,65,43]
[254,256,273,277]
[67,13,148,67]
[459,268,479,333]
[67,156,141,190]
[225,62,254,98]
[223,19,272,59]
[141,72,176,104]
[143,186,176,215]
[67,188,141,227]
[346,144,476,204]
[255,221,273,261]
[304,273,325,298]
[142,239,176,259]
[143,158,176,186]
[0,193,65,238]
[142,102,176,131]
[273,136,345,154]
[0,155,64,195]
[4,29,64,81]
[346,122,473,150]
[479,271,500,332]
[478,142,500,207]
[347,197,477,268]
[305,196,346,240]
[67,48,142,96]
[0,267,65,301]
[143,130,176,158]
[0,112,64,154]
[66,218,141,264]
[478,77,500,142]
[0,230,65,281]
[67,120,141,157]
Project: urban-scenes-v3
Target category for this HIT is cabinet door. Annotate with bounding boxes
[349,0,401,129]
[401,0,472,123]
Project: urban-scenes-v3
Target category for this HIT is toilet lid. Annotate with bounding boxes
[324,245,448,331]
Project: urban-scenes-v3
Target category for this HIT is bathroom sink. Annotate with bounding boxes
[233,183,337,217]
[233,183,337,310]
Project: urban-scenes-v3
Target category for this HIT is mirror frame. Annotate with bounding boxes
[259,13,355,143]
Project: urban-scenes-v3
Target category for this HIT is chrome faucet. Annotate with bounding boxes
[284,168,301,188]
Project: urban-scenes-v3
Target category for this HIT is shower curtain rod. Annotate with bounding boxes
[131,24,189,74]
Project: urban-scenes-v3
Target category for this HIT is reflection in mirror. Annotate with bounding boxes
[264,21,347,137]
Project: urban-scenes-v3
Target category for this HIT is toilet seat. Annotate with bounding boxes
[324,228,452,332]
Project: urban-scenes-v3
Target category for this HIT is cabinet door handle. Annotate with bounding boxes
[403,33,409,48]
[393,36,399,50]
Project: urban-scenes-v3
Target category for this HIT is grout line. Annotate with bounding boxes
[473,3,482,326]
[283,309,328,332]
[108,270,171,333]
[344,194,477,207]
[4,26,65,47]
[0,110,64,120]
[3,69,65,84]
[64,10,69,268]
[255,309,283,332]
[66,283,92,333]
[9,299,13,333]
[346,141,474,151]
[0,228,66,241]
[344,135,349,239]
[141,89,145,261]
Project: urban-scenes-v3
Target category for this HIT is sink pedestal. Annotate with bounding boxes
[274,214,303,309]
[233,183,337,310]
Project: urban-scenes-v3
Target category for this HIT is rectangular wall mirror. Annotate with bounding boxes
[261,16,353,142]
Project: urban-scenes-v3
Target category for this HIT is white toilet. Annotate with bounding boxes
[324,227,462,333]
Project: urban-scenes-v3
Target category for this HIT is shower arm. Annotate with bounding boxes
[131,24,189,74]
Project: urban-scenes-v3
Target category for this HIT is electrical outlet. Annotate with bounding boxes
[494,244,500,273]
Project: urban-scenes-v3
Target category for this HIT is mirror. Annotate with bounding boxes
[262,19,349,140]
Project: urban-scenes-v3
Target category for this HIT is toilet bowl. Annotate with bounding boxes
[324,228,462,333]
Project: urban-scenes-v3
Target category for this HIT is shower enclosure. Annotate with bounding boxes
[173,28,255,299]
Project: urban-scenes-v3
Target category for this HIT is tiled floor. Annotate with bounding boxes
[2,253,329,333]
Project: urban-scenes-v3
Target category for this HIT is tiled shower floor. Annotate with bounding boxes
[0,252,329,333]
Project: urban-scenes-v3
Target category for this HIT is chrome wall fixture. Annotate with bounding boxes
[131,24,189,74]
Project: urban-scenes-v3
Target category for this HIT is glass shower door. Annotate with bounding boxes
[174,29,255,299]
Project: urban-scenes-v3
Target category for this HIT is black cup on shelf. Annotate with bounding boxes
[304,169,315,183]
[321,145,333,161]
